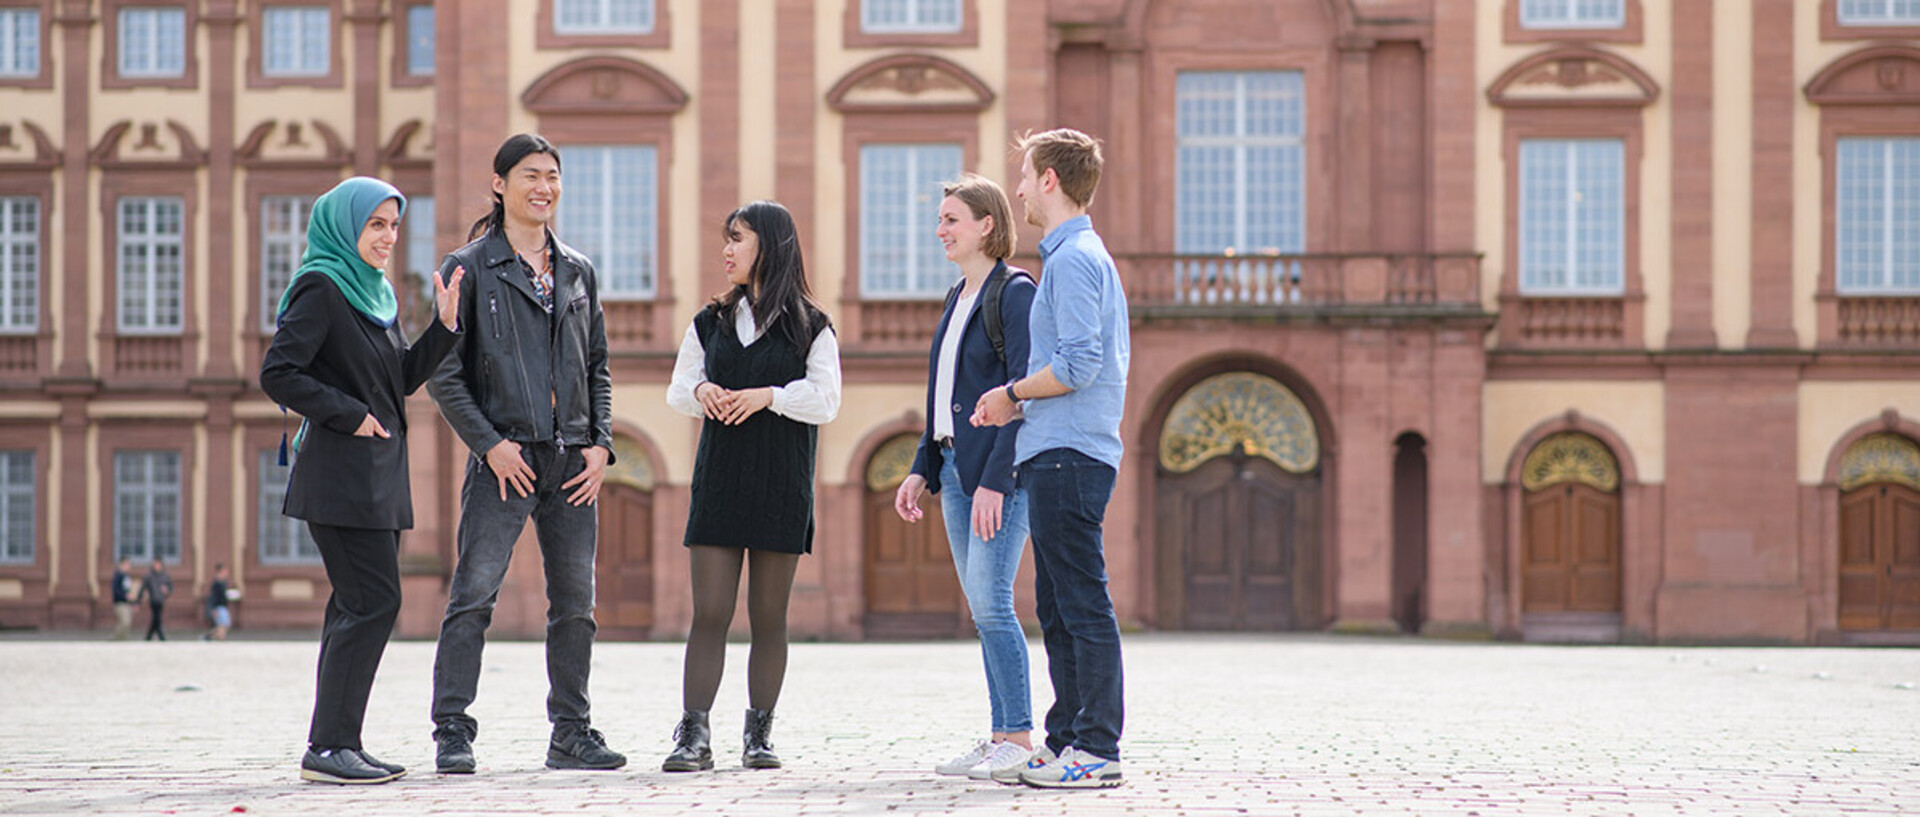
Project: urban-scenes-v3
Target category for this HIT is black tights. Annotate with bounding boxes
[682,545,800,713]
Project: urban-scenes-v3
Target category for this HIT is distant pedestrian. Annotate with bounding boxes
[204,563,233,642]
[135,560,173,641]
[110,558,134,640]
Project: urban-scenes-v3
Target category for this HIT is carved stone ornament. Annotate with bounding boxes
[606,434,655,491]
[1488,46,1660,108]
[1838,433,1920,493]
[1158,373,1319,474]
[1805,45,1920,106]
[521,56,690,116]
[1521,432,1620,493]
[826,53,995,113]
[865,433,922,492]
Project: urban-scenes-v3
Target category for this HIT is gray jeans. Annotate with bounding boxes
[431,442,599,738]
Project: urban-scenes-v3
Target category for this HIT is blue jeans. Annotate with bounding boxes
[1019,447,1124,761]
[938,456,1033,734]
[431,442,600,739]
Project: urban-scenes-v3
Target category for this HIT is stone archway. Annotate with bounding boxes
[1519,432,1622,642]
[1836,433,1920,632]
[1153,372,1323,631]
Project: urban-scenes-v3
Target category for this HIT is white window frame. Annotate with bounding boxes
[562,146,658,298]
[118,6,187,78]
[0,8,39,78]
[260,195,313,332]
[860,0,962,33]
[117,196,185,333]
[1174,70,1307,256]
[0,450,32,565]
[1837,0,1920,25]
[0,196,39,332]
[405,3,434,76]
[262,5,330,77]
[257,449,319,565]
[114,450,181,564]
[858,143,962,299]
[1836,137,1920,295]
[1518,138,1626,295]
[1519,0,1626,29]
[553,0,654,34]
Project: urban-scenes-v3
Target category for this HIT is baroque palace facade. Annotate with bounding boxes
[0,0,1916,644]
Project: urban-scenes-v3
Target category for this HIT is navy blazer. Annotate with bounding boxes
[908,261,1036,497]
[261,274,459,530]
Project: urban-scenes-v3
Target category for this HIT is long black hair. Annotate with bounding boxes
[467,133,562,241]
[713,200,825,351]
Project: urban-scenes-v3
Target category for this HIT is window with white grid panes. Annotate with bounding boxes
[1838,0,1920,24]
[406,4,433,76]
[257,449,319,564]
[1518,139,1625,294]
[114,450,180,564]
[403,195,435,298]
[1836,137,1920,294]
[0,197,38,331]
[117,197,185,333]
[0,450,31,564]
[263,6,329,76]
[1520,0,1625,28]
[859,144,962,298]
[1175,71,1305,255]
[118,7,186,77]
[861,0,960,33]
[554,0,652,33]
[0,8,38,77]
[563,147,657,298]
[260,196,313,332]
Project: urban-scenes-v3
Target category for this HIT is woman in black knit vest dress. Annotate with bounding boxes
[662,201,841,771]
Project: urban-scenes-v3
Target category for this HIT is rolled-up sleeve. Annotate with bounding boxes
[1046,254,1106,391]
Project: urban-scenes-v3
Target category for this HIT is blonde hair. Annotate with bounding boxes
[940,173,1017,260]
[1016,128,1104,209]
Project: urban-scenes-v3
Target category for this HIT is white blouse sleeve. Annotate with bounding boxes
[666,322,708,419]
[768,327,842,425]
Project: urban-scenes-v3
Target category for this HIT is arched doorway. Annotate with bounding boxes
[1837,433,1920,632]
[862,434,964,638]
[1154,373,1323,631]
[595,434,655,640]
[1519,432,1621,641]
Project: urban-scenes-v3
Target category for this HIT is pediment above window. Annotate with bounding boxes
[237,119,351,168]
[91,120,208,169]
[1805,45,1920,105]
[826,53,994,113]
[522,56,689,116]
[0,121,60,169]
[1488,46,1659,108]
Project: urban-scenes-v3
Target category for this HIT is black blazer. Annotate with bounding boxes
[908,262,1036,497]
[260,274,459,530]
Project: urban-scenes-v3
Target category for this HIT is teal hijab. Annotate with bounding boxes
[275,176,406,327]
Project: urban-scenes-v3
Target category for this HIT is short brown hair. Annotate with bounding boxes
[941,173,1017,260]
[1017,128,1104,209]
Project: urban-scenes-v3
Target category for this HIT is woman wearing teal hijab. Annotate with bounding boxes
[261,176,465,785]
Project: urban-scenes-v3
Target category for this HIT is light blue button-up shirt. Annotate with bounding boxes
[1015,215,1130,470]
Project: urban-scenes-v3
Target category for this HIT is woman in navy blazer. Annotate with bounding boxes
[894,174,1039,781]
[260,176,463,785]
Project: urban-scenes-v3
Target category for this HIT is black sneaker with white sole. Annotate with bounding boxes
[547,726,627,770]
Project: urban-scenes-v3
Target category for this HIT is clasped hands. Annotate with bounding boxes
[694,381,774,426]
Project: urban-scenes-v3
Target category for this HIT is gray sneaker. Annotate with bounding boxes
[1020,746,1123,789]
[935,740,991,776]
[967,741,1032,780]
[991,744,1055,785]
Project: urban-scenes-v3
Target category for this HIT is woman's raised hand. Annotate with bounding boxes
[435,265,466,331]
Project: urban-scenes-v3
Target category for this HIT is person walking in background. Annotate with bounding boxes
[260,175,464,785]
[110,558,135,641]
[661,201,840,772]
[426,134,625,776]
[892,174,1039,782]
[203,562,233,642]
[972,128,1129,789]
[135,560,173,642]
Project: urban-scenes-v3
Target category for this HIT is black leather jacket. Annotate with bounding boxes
[428,230,614,460]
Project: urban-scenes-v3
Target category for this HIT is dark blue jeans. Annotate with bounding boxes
[1019,447,1125,761]
[431,442,600,739]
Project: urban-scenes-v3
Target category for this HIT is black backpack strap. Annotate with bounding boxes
[983,265,1034,364]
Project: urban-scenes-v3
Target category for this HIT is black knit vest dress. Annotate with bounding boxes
[683,303,827,554]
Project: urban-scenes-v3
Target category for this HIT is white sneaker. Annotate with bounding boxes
[966,741,1032,780]
[933,740,991,776]
[990,744,1055,785]
[1019,746,1123,789]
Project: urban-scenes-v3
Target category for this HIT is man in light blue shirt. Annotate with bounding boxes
[973,127,1128,790]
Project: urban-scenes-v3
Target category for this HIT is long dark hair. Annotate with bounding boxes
[467,133,562,241]
[713,200,824,351]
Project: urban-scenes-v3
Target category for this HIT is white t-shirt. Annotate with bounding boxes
[932,290,980,441]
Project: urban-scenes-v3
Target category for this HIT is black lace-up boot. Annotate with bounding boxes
[661,710,713,772]
[742,708,780,769]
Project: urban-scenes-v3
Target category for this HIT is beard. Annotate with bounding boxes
[1023,198,1043,228]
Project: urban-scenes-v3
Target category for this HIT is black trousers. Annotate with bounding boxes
[144,602,166,640]
[307,522,403,750]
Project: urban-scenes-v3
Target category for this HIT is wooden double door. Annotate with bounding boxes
[594,482,654,639]
[1520,482,1621,614]
[1839,482,1920,631]
[863,486,966,638]
[1156,455,1321,630]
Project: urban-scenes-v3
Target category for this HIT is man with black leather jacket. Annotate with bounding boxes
[425,134,625,774]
